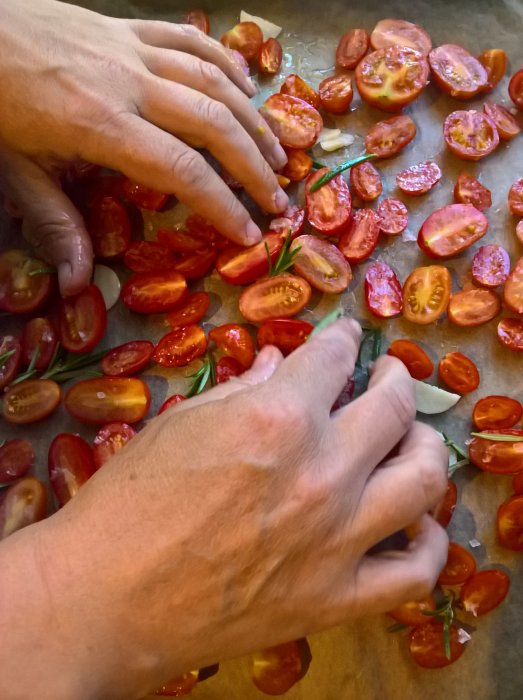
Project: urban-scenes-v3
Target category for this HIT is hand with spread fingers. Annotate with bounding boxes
[0,0,288,296]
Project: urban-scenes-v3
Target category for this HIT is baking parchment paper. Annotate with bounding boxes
[1,1,523,698]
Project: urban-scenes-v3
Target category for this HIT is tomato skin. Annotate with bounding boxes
[513,472,523,495]
[338,210,380,264]
[0,477,47,540]
[0,336,21,390]
[156,228,208,254]
[454,173,492,211]
[516,219,523,244]
[259,94,323,150]
[305,169,352,235]
[48,433,96,506]
[364,262,403,318]
[508,179,523,216]
[251,640,305,696]
[402,265,451,325]
[123,241,176,273]
[185,215,228,249]
[473,396,522,431]
[221,22,263,61]
[497,495,523,551]
[439,352,479,394]
[121,271,188,314]
[448,289,501,327]
[257,319,313,357]
[101,340,154,377]
[443,110,499,161]
[166,292,210,329]
[208,324,255,369]
[258,38,283,75]
[158,394,186,414]
[154,670,199,697]
[319,75,353,114]
[388,595,436,626]
[183,9,210,34]
[280,74,320,109]
[469,430,523,474]
[171,248,216,280]
[87,196,131,260]
[92,422,137,469]
[437,542,476,586]
[121,179,168,211]
[154,325,207,368]
[3,379,61,425]
[290,236,352,294]
[433,479,457,528]
[0,249,53,314]
[498,318,523,351]
[336,28,370,69]
[370,19,432,56]
[429,44,487,98]
[58,284,107,353]
[396,161,441,196]
[418,204,488,259]
[483,102,521,141]
[0,439,35,484]
[216,234,283,286]
[350,162,382,202]
[281,150,312,182]
[478,49,507,91]
[365,115,416,159]
[20,317,57,371]
[471,245,509,287]
[387,339,433,380]
[409,623,466,668]
[269,206,305,239]
[503,258,523,314]
[215,356,244,384]
[509,68,523,110]
[377,199,408,236]
[460,569,510,616]
[239,274,311,323]
[65,377,151,425]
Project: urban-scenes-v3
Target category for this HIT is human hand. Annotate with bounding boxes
[0,0,288,296]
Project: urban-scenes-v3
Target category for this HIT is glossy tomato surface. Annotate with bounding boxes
[319,74,353,114]
[478,49,507,91]
[121,271,187,314]
[418,204,488,258]
[471,245,509,287]
[291,235,352,294]
[0,477,47,540]
[350,162,382,201]
[402,265,451,324]
[437,542,476,585]
[305,170,352,234]
[387,339,433,379]
[269,206,305,238]
[503,258,523,314]
[338,210,380,263]
[158,394,186,414]
[93,422,136,469]
[65,377,151,425]
[439,352,480,393]
[156,227,208,254]
[0,249,53,314]
[454,173,492,210]
[483,102,521,140]
[221,21,262,61]
[48,433,96,506]
[473,396,522,431]
[508,179,523,216]
[251,641,306,696]
[209,324,255,369]
[216,234,283,285]
[388,595,436,626]
[20,317,57,371]
[214,356,243,384]
[121,179,168,211]
[166,292,210,328]
[258,38,283,75]
[154,325,207,368]
[154,670,199,697]
[409,623,466,668]
[513,472,523,495]
[172,248,216,280]
[444,110,499,160]
[280,74,320,109]
[460,569,510,616]
[0,439,35,484]
[336,28,370,69]
[364,262,403,318]
[0,336,21,391]
[396,161,441,196]
[509,68,523,110]
[259,94,323,149]
[101,340,154,377]
[377,199,408,235]
[58,284,107,353]
[370,18,432,55]
[497,495,523,551]
[469,430,523,473]
[239,274,311,323]
[282,150,312,182]
[497,317,523,351]
[365,115,416,158]
[429,44,487,98]
[184,9,210,33]
[2,379,61,425]
[433,479,458,528]
[123,241,175,273]
[448,289,501,327]
[87,196,131,260]
[257,319,313,356]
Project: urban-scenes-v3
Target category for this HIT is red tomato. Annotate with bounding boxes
[350,162,382,202]
[402,265,451,325]
[216,234,283,286]
[215,356,244,384]
[508,179,523,216]
[387,339,433,380]
[221,22,263,61]
[336,28,370,69]
[20,317,57,371]
[509,68,523,110]
[269,206,305,239]
[377,199,408,235]
[513,472,523,495]
[454,173,492,210]
[478,49,507,91]
[0,439,35,484]
[443,110,499,161]
[92,422,136,469]
[498,317,523,351]
[364,262,403,318]
[208,324,255,369]
[355,46,429,112]
[121,179,168,211]
[290,235,352,294]
[172,248,217,280]
[473,396,522,431]
[365,115,416,158]
[504,258,523,314]
[87,196,131,260]
[0,336,21,390]
[418,204,488,259]
[153,325,207,368]
[0,249,53,313]
[517,219,523,244]
[121,271,187,314]
[280,74,320,109]
[448,289,501,327]
[256,319,313,356]
[166,292,210,328]
[338,210,380,264]
[370,18,432,56]
[471,245,510,287]
[332,377,355,411]
[497,495,523,551]
[251,640,305,696]
[259,94,323,150]
[439,352,480,394]
[396,161,441,196]
[183,9,210,34]
[156,228,208,254]
[48,433,96,506]
[433,479,458,528]
[469,430,523,473]
[65,377,151,425]
[154,670,199,697]
[185,215,228,249]
[409,623,466,668]
[58,284,107,353]
[437,542,476,585]
[281,150,312,182]
[0,477,47,540]
[319,74,353,114]
[483,102,521,140]
[305,170,352,235]
[123,241,176,273]
[101,340,154,377]
[2,379,61,424]
[258,38,283,75]
[388,595,436,626]
[460,569,510,616]
[239,274,311,323]
[158,394,186,414]
[429,44,487,98]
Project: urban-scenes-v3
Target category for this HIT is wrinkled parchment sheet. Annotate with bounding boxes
[2,0,523,698]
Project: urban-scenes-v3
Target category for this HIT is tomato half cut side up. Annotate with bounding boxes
[154,325,208,368]
[101,340,154,377]
[473,396,523,431]
[0,249,53,314]
[282,150,312,182]
[259,94,323,150]
[93,422,137,469]
[370,18,432,56]
[454,173,492,210]
[221,22,263,61]
[156,228,208,254]
[498,318,523,351]
[471,245,510,287]
[350,162,383,202]
[365,115,416,159]
[0,336,21,391]
[336,28,370,69]
[216,234,283,285]
[215,356,244,384]
[402,265,451,325]
[377,199,408,235]
[121,178,168,211]
[3,379,61,425]
[460,569,510,616]
[469,430,523,474]
[409,623,467,668]
[208,324,255,369]
[396,161,441,196]
[258,38,283,75]
[418,204,488,259]
[166,292,210,329]
[319,74,353,114]
[290,236,352,294]
[497,495,523,551]
[429,44,487,98]
[478,49,507,91]
[509,68,523,111]
[0,439,35,484]
[432,479,458,528]
[387,339,433,380]
[364,262,402,318]
[438,352,479,394]
[280,74,320,109]
[338,210,380,264]
[437,542,476,586]
[257,319,313,357]
[121,272,188,314]
[87,196,131,260]
[305,170,352,235]
[58,283,107,353]
[251,640,307,696]
[387,595,436,626]
[239,275,311,323]
[443,110,499,161]
[0,477,47,540]
[172,248,217,280]
[448,289,501,327]
[123,241,176,273]
[65,377,151,425]
[48,433,96,506]
[508,179,523,216]
[20,317,57,371]
[483,102,521,141]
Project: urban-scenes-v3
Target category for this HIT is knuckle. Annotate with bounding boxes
[169,148,209,191]
[204,100,235,136]
[382,378,416,432]
[197,60,226,87]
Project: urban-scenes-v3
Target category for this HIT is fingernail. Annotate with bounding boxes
[247,77,258,96]
[244,220,262,245]
[272,142,288,169]
[273,187,289,212]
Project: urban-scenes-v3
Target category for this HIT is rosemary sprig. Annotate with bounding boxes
[311,160,327,169]
[442,434,468,460]
[28,266,56,277]
[41,347,107,383]
[421,595,455,660]
[0,349,16,367]
[470,432,523,442]
[448,458,470,477]
[9,346,40,385]
[387,622,409,633]
[265,232,301,277]
[308,153,378,193]
[309,308,344,339]
[356,327,383,368]
[186,354,215,398]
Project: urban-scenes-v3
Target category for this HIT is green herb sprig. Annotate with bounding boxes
[265,232,301,277]
[309,153,378,193]
[28,266,57,277]
[309,308,344,339]
[8,343,105,386]
[0,348,16,367]
[470,432,523,442]
[421,595,455,660]
[186,354,215,398]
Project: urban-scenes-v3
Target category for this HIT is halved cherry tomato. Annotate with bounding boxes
[473,396,522,431]
[259,94,323,150]
[92,422,137,469]
[0,439,34,484]
[472,245,510,287]
[166,292,210,329]
[364,262,402,318]
[433,479,458,528]
[58,284,107,353]
[483,102,521,140]
[460,569,510,616]
[257,319,313,356]
[215,356,244,384]
[454,173,492,210]
[377,199,408,235]
[370,18,432,56]
[251,640,306,696]
[409,623,466,668]
[503,258,523,314]
[319,74,353,114]
[402,265,451,325]
[437,542,476,585]
[158,394,186,414]
[208,324,255,369]
[20,317,57,371]
[239,274,311,323]
[121,179,168,211]
[443,110,499,161]
[48,433,96,506]
[365,115,416,158]
[517,219,523,243]
[258,38,283,75]
[121,271,187,314]
[497,495,523,551]
[498,317,523,351]
[509,68,523,110]
[387,339,433,379]
[418,204,488,259]
[184,9,210,34]
[154,325,207,368]
[221,22,263,61]
[439,352,480,394]
[281,150,312,182]
[429,44,487,98]
[269,206,305,239]
[478,49,507,91]
[156,228,208,254]
[469,429,523,473]
[513,472,523,495]
[396,161,441,196]
[356,46,429,112]
[185,215,228,249]
[0,249,53,313]
[0,336,21,390]
[280,74,320,109]
[3,379,61,424]
[65,377,151,425]
[508,179,523,216]
[87,196,131,260]
[336,28,370,69]
[101,340,154,377]
[388,595,436,626]
[154,670,199,697]
[123,241,176,273]
[305,170,352,235]
[0,477,47,540]
[338,210,380,263]
[448,289,501,327]
[172,248,217,280]
[216,234,283,286]
[291,236,352,294]
[350,162,382,202]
